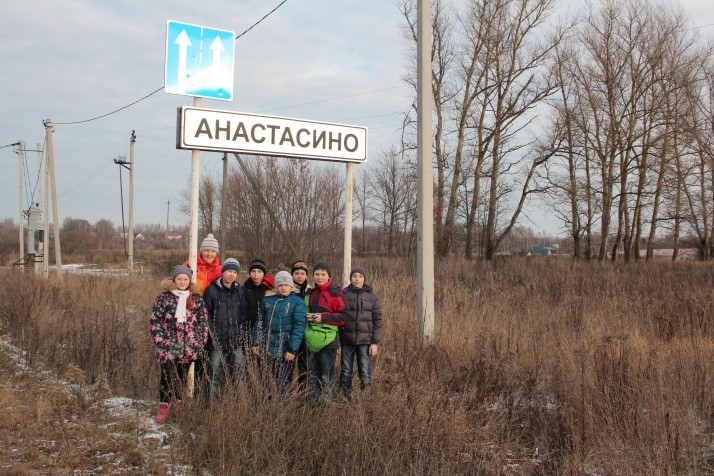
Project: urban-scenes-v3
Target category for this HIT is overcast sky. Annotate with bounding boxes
[1,0,712,236]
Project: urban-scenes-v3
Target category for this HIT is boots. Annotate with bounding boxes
[156,402,170,423]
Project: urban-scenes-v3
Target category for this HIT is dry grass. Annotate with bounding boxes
[0,257,712,474]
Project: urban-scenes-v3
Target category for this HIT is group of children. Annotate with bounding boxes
[148,234,384,422]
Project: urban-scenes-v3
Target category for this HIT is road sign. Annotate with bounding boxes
[177,106,368,163]
[165,21,235,101]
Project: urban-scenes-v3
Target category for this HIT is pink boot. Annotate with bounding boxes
[156,402,170,423]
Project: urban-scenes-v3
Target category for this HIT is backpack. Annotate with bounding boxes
[304,321,337,352]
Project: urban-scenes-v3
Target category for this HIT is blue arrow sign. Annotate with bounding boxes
[165,21,235,101]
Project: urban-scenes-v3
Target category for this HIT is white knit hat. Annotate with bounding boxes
[200,233,219,252]
[274,271,296,291]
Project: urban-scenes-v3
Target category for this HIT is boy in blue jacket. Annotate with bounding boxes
[251,271,307,394]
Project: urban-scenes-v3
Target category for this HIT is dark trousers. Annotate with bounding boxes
[295,339,309,392]
[308,347,337,401]
[259,355,294,394]
[159,361,191,403]
[340,343,372,396]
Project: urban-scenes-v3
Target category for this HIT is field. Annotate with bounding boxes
[0,257,712,474]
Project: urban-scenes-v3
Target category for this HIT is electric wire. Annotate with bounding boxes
[53,0,291,126]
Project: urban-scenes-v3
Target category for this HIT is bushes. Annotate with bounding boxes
[0,258,711,474]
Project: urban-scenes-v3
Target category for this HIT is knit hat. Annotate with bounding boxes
[312,261,331,277]
[290,260,309,275]
[171,264,193,280]
[222,258,241,274]
[350,266,367,280]
[200,233,219,252]
[274,271,296,290]
[249,259,267,273]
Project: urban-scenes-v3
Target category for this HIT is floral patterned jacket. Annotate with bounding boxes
[149,278,209,364]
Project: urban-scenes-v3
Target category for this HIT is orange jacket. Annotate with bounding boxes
[184,254,222,295]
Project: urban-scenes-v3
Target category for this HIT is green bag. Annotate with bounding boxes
[304,321,338,352]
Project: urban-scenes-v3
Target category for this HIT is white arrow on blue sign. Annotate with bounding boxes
[165,20,235,101]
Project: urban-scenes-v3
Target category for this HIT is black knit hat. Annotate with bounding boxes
[249,259,267,273]
[350,266,367,280]
[312,261,332,278]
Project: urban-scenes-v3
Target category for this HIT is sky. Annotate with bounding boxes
[1,0,713,236]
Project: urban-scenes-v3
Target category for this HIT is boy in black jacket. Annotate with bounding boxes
[203,258,248,399]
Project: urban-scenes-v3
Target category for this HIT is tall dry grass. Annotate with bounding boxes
[0,258,711,474]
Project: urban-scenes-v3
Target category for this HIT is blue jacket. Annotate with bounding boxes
[252,291,307,357]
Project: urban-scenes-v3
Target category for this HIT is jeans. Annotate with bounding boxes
[208,346,245,399]
[340,344,372,396]
[259,355,294,394]
[308,347,337,402]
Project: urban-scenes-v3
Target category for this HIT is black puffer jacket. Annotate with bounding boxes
[340,284,383,346]
[203,278,249,350]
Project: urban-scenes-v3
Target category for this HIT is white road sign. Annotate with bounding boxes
[177,106,368,163]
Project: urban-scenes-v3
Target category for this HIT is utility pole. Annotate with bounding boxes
[43,140,49,279]
[44,119,62,282]
[128,131,136,275]
[166,200,171,231]
[417,0,435,343]
[220,152,228,262]
[115,156,128,256]
[17,141,25,270]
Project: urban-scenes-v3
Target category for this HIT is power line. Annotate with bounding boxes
[53,0,291,126]
[236,0,290,40]
[259,86,407,113]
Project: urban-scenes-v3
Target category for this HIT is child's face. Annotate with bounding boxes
[201,249,217,262]
[277,283,292,296]
[292,269,307,285]
[313,269,329,286]
[222,269,238,285]
[350,272,365,289]
[250,268,265,284]
[174,274,191,290]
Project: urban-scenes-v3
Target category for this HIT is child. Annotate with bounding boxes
[203,258,248,399]
[243,259,275,336]
[305,261,345,402]
[183,233,222,296]
[149,265,208,422]
[251,271,307,393]
[340,266,383,397]
[290,260,312,392]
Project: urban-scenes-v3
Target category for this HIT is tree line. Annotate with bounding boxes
[190,0,712,262]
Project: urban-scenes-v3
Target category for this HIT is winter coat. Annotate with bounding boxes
[203,277,249,351]
[308,281,345,349]
[252,291,307,357]
[340,283,383,346]
[183,254,222,295]
[243,275,275,332]
[149,278,209,364]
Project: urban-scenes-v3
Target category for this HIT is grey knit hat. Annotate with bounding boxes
[221,258,241,274]
[274,271,296,290]
[350,266,367,280]
[171,264,193,280]
[200,233,219,252]
[312,261,331,277]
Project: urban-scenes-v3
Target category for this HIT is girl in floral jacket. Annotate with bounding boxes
[149,265,209,422]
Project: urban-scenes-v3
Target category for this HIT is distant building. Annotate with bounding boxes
[528,245,557,256]
[166,230,182,241]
